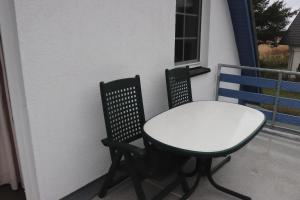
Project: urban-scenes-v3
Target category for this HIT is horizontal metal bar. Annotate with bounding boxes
[176,12,199,17]
[220,73,277,89]
[262,128,300,142]
[175,37,198,40]
[264,123,300,137]
[220,63,300,76]
[276,112,300,126]
[218,88,275,104]
[281,80,300,93]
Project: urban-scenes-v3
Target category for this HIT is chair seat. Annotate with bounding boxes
[133,147,188,180]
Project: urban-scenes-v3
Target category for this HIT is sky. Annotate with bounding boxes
[270,0,300,9]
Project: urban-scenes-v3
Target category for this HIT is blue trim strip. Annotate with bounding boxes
[276,113,300,126]
[218,88,275,104]
[227,0,257,68]
[281,80,300,93]
[220,73,277,89]
[259,109,273,120]
[278,97,300,110]
[227,0,259,95]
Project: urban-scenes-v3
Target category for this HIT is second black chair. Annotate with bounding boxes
[165,66,231,175]
[165,66,193,109]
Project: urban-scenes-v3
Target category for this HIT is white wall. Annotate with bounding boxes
[12,0,240,199]
[0,1,40,199]
[191,0,240,102]
[14,0,176,199]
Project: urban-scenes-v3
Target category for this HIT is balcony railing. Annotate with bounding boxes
[216,64,300,140]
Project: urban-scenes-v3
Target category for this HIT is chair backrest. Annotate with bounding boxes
[165,66,192,108]
[100,75,145,144]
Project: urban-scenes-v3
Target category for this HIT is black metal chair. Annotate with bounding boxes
[165,66,193,109]
[165,66,231,176]
[98,75,189,200]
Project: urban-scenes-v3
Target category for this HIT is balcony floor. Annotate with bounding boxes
[93,132,300,200]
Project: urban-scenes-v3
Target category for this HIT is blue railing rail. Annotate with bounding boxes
[216,64,300,135]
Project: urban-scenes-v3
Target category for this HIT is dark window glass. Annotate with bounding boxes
[184,39,198,61]
[176,0,185,13]
[175,40,184,62]
[176,15,184,38]
[185,16,198,37]
[175,0,201,63]
[186,0,199,14]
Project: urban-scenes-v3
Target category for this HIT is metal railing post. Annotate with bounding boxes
[215,64,222,101]
[271,72,282,127]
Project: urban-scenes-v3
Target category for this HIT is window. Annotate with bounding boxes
[175,0,202,64]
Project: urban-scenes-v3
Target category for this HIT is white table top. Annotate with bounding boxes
[144,101,266,156]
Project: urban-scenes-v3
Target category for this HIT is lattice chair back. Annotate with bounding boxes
[100,75,145,156]
[165,66,192,108]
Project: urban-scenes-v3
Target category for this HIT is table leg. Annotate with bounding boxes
[182,157,200,177]
[211,155,231,175]
[205,157,251,200]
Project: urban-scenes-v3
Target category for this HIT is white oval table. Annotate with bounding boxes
[143,101,266,200]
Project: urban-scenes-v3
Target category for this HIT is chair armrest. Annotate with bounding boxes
[102,138,146,157]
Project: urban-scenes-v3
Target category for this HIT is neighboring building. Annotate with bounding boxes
[0,0,257,199]
[281,13,300,71]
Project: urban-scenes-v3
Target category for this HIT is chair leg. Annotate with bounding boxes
[152,176,182,200]
[211,155,231,175]
[130,174,146,200]
[124,154,146,200]
[98,153,122,198]
[179,171,190,194]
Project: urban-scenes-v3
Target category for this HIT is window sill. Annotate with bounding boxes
[189,66,211,77]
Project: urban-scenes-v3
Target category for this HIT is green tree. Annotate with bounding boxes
[253,0,298,42]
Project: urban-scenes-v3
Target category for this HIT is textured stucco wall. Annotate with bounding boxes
[12,0,239,199]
